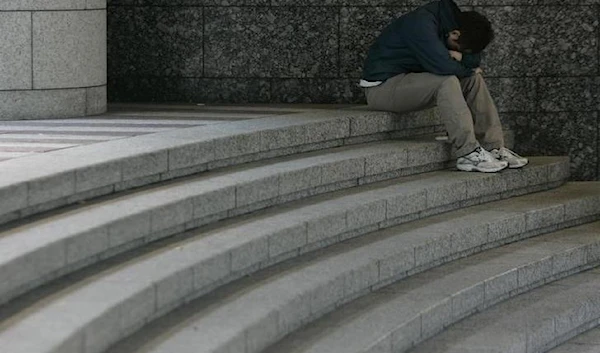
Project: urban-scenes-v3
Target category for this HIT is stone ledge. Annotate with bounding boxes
[0,138,451,306]
[269,219,600,353]
[412,264,600,353]
[0,158,573,353]
[0,109,441,226]
[0,0,105,11]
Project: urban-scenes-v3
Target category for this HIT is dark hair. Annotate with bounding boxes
[457,11,494,53]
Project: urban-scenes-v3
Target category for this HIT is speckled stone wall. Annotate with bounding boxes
[0,1,107,120]
[107,0,600,180]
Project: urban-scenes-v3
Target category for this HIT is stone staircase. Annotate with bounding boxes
[0,108,598,353]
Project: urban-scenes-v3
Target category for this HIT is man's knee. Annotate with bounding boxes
[460,73,485,90]
[436,75,462,97]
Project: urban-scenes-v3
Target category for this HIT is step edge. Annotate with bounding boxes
[1,177,591,353]
[0,157,567,307]
[0,110,444,225]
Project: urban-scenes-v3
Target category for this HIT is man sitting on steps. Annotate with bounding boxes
[360,0,528,173]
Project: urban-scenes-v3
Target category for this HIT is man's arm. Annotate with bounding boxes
[404,19,474,78]
[448,51,482,68]
[449,50,463,62]
[461,53,482,69]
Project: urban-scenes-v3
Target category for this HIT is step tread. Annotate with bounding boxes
[0,180,594,353]
[410,266,600,353]
[0,156,567,307]
[548,326,600,353]
[265,221,600,353]
[0,109,439,225]
[107,206,600,353]
[0,138,448,303]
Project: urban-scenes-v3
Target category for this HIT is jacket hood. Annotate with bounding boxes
[423,0,461,35]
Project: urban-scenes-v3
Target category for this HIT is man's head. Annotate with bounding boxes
[447,11,494,53]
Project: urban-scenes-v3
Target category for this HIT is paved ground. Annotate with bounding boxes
[0,103,356,162]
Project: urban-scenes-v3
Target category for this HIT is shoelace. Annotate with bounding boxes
[501,148,520,159]
[469,148,493,163]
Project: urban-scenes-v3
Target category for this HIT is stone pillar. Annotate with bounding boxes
[0,1,107,120]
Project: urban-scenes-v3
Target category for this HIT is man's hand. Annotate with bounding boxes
[474,67,483,75]
[449,50,463,62]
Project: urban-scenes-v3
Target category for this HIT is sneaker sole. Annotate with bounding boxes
[456,163,508,173]
[508,161,529,169]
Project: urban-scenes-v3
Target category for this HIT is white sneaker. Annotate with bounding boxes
[457,147,508,173]
[490,147,529,169]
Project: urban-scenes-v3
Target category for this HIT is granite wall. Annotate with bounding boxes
[107,0,599,180]
[0,1,107,119]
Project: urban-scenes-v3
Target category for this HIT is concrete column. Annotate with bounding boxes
[0,1,107,120]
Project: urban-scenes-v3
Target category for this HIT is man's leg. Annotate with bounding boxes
[459,74,504,151]
[365,72,478,157]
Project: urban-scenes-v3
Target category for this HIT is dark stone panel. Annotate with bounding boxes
[486,77,537,113]
[538,77,599,112]
[499,112,518,130]
[204,7,338,78]
[109,76,197,102]
[108,6,203,77]
[472,0,535,5]
[108,0,269,5]
[537,0,597,5]
[415,0,472,5]
[533,6,598,76]
[270,0,344,5]
[270,0,470,5]
[108,77,271,103]
[107,0,136,4]
[478,6,598,77]
[476,7,535,76]
[512,112,598,180]
[195,78,272,103]
[271,79,366,104]
[340,7,411,78]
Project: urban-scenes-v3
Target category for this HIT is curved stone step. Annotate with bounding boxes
[0,180,593,353]
[548,326,600,353]
[408,266,600,353]
[0,109,441,225]
[0,138,455,306]
[105,184,600,353]
[264,220,600,353]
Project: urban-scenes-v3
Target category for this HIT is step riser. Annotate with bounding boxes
[376,264,600,353]
[344,267,600,353]
[194,205,600,353]
[0,160,570,353]
[380,213,600,293]
[543,319,600,353]
[9,177,573,315]
[0,142,452,306]
[107,196,600,353]
[0,111,443,226]
[261,220,600,353]
[5,177,592,353]
[411,269,600,353]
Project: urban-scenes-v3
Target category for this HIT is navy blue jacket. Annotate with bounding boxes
[362,0,480,82]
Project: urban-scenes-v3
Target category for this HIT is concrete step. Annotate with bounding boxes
[0,138,455,306]
[409,265,600,353]
[0,180,595,353]
[0,154,565,309]
[548,326,600,353]
[0,109,443,226]
[103,184,600,353]
[264,220,600,353]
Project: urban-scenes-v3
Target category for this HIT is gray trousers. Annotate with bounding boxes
[365,73,504,157]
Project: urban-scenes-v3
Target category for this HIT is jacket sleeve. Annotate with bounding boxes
[404,19,474,78]
[461,53,481,69]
